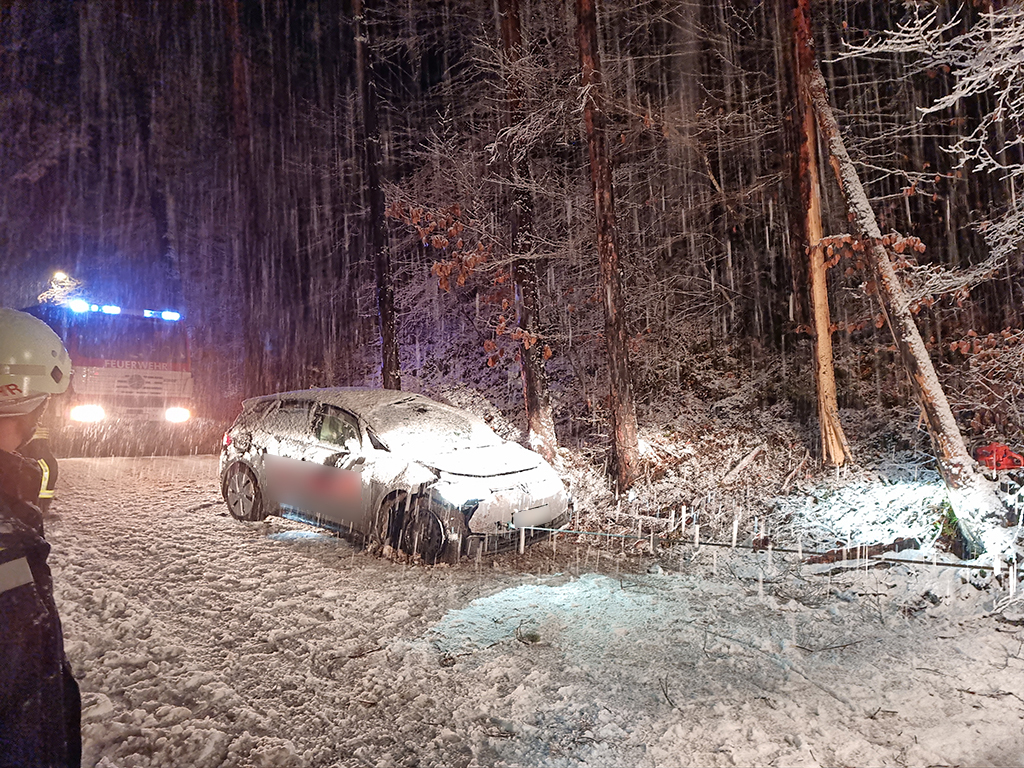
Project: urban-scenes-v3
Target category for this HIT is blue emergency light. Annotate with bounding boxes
[65,299,182,321]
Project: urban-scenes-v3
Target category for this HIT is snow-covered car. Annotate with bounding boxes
[219,387,570,562]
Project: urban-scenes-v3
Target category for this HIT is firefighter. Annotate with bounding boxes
[0,307,81,767]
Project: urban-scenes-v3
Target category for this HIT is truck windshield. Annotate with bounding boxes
[68,314,189,365]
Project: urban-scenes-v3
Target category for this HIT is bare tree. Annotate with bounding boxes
[843,3,1023,262]
[224,0,265,398]
[793,0,851,466]
[498,0,559,464]
[575,0,640,490]
[355,0,401,390]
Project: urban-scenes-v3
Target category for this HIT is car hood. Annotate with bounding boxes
[418,442,545,477]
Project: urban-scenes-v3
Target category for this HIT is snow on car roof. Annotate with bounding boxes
[244,387,501,450]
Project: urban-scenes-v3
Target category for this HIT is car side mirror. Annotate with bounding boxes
[325,453,365,469]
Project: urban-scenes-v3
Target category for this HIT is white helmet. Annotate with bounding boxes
[0,308,72,416]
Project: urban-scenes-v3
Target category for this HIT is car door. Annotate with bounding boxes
[287,404,368,528]
[258,399,316,514]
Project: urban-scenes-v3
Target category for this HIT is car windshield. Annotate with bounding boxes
[368,400,501,452]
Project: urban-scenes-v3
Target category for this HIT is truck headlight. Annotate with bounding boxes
[70,404,105,423]
[165,407,191,423]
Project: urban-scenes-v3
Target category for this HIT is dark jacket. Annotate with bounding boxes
[19,430,58,515]
[0,449,80,768]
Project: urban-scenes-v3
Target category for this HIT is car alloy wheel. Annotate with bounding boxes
[224,463,266,521]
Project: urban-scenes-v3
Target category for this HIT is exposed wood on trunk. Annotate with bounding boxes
[575,0,640,490]
[355,0,400,391]
[794,0,850,467]
[499,0,559,465]
[808,64,1011,558]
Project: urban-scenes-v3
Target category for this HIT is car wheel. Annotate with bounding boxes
[371,492,406,552]
[223,462,267,522]
[402,506,448,564]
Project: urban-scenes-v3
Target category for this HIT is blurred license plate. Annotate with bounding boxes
[512,504,551,528]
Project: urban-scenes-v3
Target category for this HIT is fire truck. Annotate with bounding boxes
[25,299,194,430]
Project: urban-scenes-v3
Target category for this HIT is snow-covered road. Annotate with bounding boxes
[46,456,1024,767]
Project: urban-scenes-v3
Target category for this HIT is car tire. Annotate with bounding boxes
[402,505,448,564]
[223,462,267,522]
[371,492,406,552]
[374,493,449,563]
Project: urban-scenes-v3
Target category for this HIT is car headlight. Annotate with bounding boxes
[69,404,105,423]
[165,407,191,423]
[432,481,485,511]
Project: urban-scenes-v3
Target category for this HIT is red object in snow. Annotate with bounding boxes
[975,442,1024,470]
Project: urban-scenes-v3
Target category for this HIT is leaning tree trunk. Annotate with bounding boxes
[499,0,559,465]
[808,65,1011,558]
[355,0,400,390]
[575,0,640,490]
[794,0,850,466]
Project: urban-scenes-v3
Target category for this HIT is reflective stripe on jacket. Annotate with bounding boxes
[37,459,53,499]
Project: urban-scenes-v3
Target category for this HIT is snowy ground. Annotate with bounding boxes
[46,456,1024,768]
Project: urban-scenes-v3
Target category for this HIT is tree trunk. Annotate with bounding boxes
[355,0,400,390]
[122,0,177,298]
[777,0,810,332]
[808,64,1011,558]
[794,0,850,466]
[499,0,559,465]
[575,0,640,490]
[224,0,264,398]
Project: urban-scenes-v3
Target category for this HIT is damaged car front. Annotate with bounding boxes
[362,394,572,560]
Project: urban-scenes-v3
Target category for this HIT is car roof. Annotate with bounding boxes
[243,387,427,421]
[242,387,505,450]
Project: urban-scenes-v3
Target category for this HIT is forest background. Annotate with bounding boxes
[2,0,1022,498]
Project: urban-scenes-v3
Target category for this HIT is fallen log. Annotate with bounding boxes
[780,450,809,494]
[805,537,920,565]
[722,444,765,485]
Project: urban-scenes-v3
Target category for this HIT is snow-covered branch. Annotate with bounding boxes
[839,2,1024,261]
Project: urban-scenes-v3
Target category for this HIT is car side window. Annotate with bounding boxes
[263,400,311,437]
[315,406,361,452]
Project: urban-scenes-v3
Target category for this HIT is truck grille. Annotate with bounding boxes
[114,373,167,395]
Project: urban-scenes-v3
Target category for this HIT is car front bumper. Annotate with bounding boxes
[462,505,572,557]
